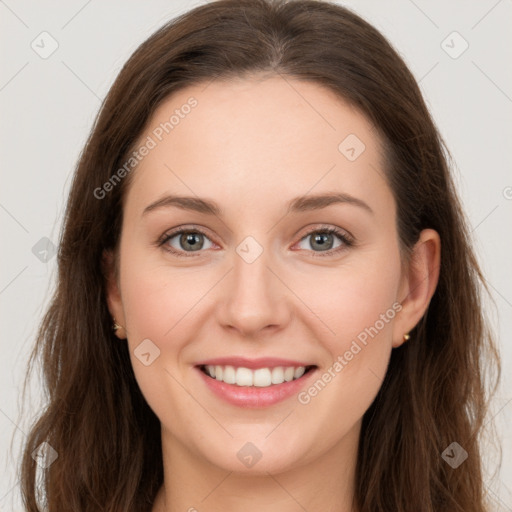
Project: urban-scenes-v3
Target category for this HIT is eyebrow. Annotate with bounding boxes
[142,192,374,217]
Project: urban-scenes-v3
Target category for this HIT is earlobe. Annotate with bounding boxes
[102,249,127,339]
[392,229,441,348]
[112,317,127,340]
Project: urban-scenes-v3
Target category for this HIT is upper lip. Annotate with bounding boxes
[195,357,315,370]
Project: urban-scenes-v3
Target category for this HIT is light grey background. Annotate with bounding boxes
[1,0,511,510]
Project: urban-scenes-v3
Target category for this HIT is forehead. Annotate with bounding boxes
[125,74,393,219]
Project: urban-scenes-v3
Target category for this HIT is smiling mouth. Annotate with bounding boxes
[198,364,317,388]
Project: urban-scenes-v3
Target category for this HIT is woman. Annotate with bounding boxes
[20,0,501,510]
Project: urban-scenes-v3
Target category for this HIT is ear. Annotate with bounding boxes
[392,228,441,348]
[102,249,127,339]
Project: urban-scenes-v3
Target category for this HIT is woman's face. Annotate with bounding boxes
[107,75,436,475]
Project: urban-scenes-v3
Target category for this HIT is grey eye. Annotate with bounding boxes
[297,231,343,252]
[166,231,214,252]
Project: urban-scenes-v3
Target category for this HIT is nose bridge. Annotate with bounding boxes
[218,234,290,335]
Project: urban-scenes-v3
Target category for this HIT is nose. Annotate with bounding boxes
[216,241,291,338]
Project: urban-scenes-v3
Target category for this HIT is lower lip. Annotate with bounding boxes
[195,366,317,408]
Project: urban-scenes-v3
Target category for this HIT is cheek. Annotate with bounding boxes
[293,247,401,415]
[294,252,402,348]
[119,241,212,341]
[116,241,205,385]
[118,261,208,429]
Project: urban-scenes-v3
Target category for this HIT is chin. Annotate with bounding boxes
[189,434,310,476]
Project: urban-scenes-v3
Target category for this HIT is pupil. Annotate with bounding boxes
[312,233,333,250]
[182,233,202,251]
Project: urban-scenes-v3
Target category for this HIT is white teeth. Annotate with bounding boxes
[203,365,308,387]
[294,366,305,379]
[271,366,284,384]
[253,368,272,387]
[222,365,236,384]
[235,367,253,386]
[284,367,295,382]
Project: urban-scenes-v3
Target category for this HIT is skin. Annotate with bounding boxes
[105,74,440,512]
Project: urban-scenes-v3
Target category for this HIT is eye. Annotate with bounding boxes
[157,224,354,258]
[158,227,215,257]
[294,226,354,257]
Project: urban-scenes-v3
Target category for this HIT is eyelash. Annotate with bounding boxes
[157,225,354,258]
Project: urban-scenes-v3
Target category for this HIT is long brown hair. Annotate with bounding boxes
[19,0,501,510]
